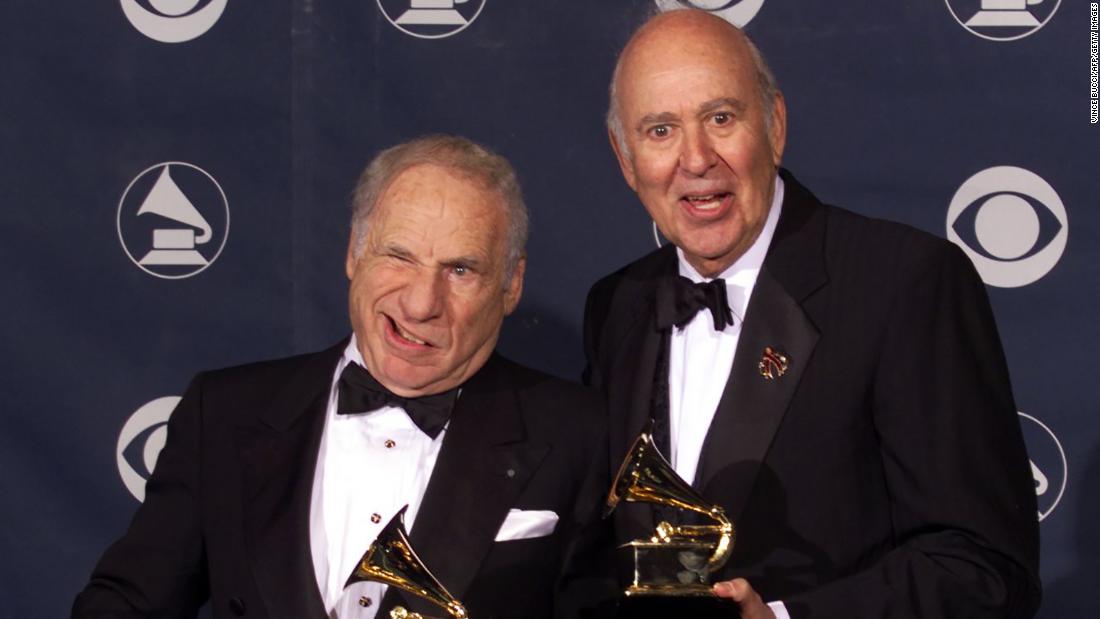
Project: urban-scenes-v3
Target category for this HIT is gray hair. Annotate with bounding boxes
[606,9,781,160]
[350,134,529,283]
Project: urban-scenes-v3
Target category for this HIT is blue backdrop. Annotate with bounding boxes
[1,1,1095,616]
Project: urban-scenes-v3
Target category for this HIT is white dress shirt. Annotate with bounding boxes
[668,177,783,484]
[310,336,448,619]
[667,177,791,619]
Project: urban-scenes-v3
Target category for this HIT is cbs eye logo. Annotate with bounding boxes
[120,0,228,43]
[116,396,180,502]
[655,0,767,27]
[946,166,1067,288]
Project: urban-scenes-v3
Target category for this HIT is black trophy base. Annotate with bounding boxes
[586,595,741,619]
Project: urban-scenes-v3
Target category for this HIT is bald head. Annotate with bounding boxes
[607,9,780,160]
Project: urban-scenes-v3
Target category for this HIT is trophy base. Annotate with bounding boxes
[624,583,714,596]
[586,596,740,619]
[622,540,718,593]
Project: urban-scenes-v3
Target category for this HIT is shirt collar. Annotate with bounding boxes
[328,335,365,404]
[343,334,365,369]
[677,175,784,323]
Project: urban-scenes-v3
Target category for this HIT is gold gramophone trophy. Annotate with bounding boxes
[605,422,735,597]
[345,506,469,619]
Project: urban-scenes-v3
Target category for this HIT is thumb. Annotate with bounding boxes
[713,578,748,600]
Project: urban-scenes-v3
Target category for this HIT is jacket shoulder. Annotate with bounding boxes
[183,341,345,420]
[588,245,673,303]
[490,356,605,434]
[820,203,975,278]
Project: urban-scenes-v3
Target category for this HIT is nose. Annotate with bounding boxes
[399,268,445,322]
[679,126,717,177]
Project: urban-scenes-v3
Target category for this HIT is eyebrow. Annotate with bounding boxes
[381,242,488,272]
[698,97,747,116]
[635,111,680,132]
[380,242,416,261]
[634,97,748,133]
[441,256,487,271]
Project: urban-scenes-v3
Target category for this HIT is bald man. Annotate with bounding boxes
[584,9,1040,619]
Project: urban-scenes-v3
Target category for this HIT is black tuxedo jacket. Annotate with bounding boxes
[73,341,608,619]
[583,170,1041,618]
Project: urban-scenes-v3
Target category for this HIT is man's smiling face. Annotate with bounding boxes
[346,163,523,397]
[611,10,786,277]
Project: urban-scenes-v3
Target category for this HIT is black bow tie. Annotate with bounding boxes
[654,275,735,331]
[337,363,457,439]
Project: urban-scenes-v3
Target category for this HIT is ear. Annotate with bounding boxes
[345,235,358,280]
[503,255,526,315]
[769,92,788,166]
[608,128,638,192]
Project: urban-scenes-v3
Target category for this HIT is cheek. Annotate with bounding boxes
[634,156,675,188]
[453,293,505,342]
[348,269,388,319]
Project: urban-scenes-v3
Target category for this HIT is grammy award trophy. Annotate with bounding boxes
[345,506,469,619]
[602,422,738,617]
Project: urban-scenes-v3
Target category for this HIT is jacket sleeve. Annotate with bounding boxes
[783,245,1041,618]
[72,375,210,618]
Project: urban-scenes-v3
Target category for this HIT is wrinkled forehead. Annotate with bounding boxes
[372,165,507,251]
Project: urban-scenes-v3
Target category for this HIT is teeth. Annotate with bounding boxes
[395,323,426,345]
[684,193,726,210]
[686,194,722,210]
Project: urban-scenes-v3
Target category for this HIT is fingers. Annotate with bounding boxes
[713,579,775,619]
[713,577,750,600]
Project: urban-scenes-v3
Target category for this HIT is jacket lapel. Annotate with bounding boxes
[694,171,828,524]
[601,246,677,467]
[236,342,345,619]
[380,355,549,615]
[598,248,677,541]
[693,268,819,522]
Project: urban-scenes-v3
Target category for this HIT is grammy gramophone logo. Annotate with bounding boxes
[117,162,230,279]
[376,0,487,39]
[654,0,767,27]
[945,0,1062,41]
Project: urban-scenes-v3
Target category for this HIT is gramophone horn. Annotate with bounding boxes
[345,506,469,619]
[605,420,734,573]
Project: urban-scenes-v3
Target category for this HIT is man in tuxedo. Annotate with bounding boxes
[584,9,1040,618]
[74,135,607,619]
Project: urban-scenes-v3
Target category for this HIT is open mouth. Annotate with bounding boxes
[681,192,731,211]
[387,316,431,347]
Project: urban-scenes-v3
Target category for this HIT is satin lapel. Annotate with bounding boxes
[381,356,549,614]
[607,306,662,470]
[236,344,344,618]
[693,170,828,524]
[607,310,668,543]
[693,269,819,523]
[602,253,675,540]
[602,247,677,469]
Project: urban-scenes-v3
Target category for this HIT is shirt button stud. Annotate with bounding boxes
[385,439,396,448]
[371,513,382,524]
[359,596,373,607]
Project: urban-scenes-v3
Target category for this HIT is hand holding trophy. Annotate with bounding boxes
[345,506,469,619]
[603,421,739,617]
